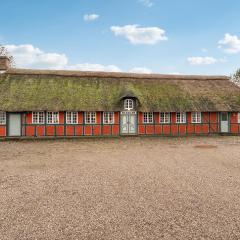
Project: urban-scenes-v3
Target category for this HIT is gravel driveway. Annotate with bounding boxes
[1,136,240,240]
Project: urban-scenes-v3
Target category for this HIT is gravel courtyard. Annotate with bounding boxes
[1,136,240,240]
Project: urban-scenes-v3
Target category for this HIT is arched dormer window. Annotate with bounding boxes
[124,99,134,110]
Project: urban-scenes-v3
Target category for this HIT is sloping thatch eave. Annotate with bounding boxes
[0,70,240,112]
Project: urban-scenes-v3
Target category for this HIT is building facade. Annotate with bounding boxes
[0,110,240,138]
[0,57,240,138]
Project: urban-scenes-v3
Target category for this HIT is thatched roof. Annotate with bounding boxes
[0,68,240,112]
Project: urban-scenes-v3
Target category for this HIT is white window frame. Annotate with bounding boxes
[176,112,186,124]
[66,111,78,124]
[238,112,240,124]
[103,112,114,124]
[191,112,201,123]
[124,99,134,110]
[0,112,6,125]
[47,111,59,124]
[32,111,45,124]
[85,112,96,124]
[160,112,171,123]
[143,112,153,124]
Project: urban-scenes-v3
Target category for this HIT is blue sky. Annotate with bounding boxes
[0,0,240,75]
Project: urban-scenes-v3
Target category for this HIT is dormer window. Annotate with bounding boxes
[124,99,134,110]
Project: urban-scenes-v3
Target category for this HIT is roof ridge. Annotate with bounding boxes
[5,68,229,81]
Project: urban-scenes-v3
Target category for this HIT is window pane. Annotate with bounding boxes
[160,113,164,123]
[124,99,134,110]
[149,113,153,123]
[0,112,6,125]
[160,113,170,123]
[177,112,186,123]
[66,112,71,124]
[176,113,180,123]
[66,112,77,124]
[47,112,59,124]
[32,112,38,124]
[53,112,59,123]
[192,112,201,123]
[85,112,96,124]
[39,112,45,124]
[166,113,170,123]
[103,112,114,124]
[143,112,153,123]
[72,112,77,124]
[47,112,52,124]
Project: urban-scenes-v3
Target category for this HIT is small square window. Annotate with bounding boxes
[103,112,114,124]
[47,112,59,124]
[176,112,186,123]
[32,112,45,124]
[85,112,96,124]
[143,112,153,123]
[192,112,201,123]
[66,112,78,124]
[124,99,134,110]
[160,113,171,123]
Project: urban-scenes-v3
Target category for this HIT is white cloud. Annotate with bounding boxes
[139,0,153,7]
[5,44,68,69]
[218,33,240,54]
[110,25,167,45]
[67,63,121,72]
[187,56,218,66]
[83,14,99,22]
[201,48,208,53]
[4,44,156,73]
[4,44,120,72]
[129,67,152,74]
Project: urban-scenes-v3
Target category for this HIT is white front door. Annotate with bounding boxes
[121,113,128,134]
[120,111,137,135]
[128,113,137,134]
[220,112,229,133]
[8,114,21,136]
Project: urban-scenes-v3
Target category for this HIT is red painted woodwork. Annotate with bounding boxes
[146,125,154,134]
[138,125,145,134]
[59,112,64,124]
[112,125,119,135]
[75,126,83,136]
[26,126,35,136]
[93,126,101,135]
[0,126,6,136]
[66,126,74,136]
[56,126,64,136]
[114,112,119,124]
[36,126,45,136]
[46,126,55,136]
[154,112,160,123]
[0,111,239,138]
[78,112,84,124]
[162,125,171,134]
[103,125,111,135]
[138,112,143,124]
[84,125,92,135]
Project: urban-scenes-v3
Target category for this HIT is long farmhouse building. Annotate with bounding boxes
[0,56,240,138]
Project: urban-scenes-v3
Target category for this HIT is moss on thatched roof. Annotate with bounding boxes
[0,68,240,112]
